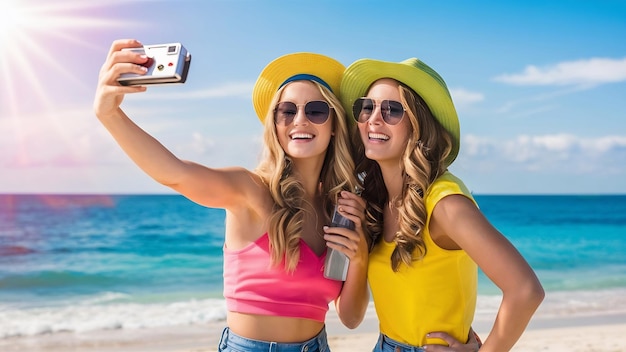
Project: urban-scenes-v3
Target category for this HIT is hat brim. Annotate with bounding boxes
[340,58,460,166]
[253,53,345,123]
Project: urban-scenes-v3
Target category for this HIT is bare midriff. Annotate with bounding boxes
[227,312,325,343]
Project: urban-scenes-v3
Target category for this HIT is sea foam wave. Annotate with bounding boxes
[0,297,227,339]
[3,288,626,340]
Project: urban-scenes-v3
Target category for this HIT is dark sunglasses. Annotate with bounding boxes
[352,98,406,125]
[273,101,331,125]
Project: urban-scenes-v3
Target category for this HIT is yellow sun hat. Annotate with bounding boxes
[252,52,345,123]
[340,57,460,166]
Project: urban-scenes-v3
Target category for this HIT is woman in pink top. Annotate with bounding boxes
[94,40,370,351]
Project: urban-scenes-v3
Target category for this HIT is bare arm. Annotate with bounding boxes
[430,195,545,351]
[325,191,370,329]
[93,39,263,210]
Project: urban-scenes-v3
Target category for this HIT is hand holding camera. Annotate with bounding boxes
[117,43,191,86]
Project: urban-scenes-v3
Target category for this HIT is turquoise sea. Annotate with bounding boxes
[1,194,625,338]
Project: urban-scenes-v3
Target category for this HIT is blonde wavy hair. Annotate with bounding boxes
[255,81,358,272]
[355,82,453,271]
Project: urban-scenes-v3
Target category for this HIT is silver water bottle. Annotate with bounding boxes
[323,204,354,281]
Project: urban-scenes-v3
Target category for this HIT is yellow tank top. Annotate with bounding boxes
[368,171,477,346]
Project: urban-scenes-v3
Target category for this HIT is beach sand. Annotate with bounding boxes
[2,301,626,352]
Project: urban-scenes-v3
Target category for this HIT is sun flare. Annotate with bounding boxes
[0,0,143,171]
[0,1,75,48]
[0,1,24,37]
[0,0,142,98]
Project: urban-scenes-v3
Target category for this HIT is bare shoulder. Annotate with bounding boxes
[430,194,485,249]
[432,193,478,220]
[221,168,273,246]
[220,167,272,209]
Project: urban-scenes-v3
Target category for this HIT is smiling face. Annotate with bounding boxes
[357,78,411,166]
[274,80,334,163]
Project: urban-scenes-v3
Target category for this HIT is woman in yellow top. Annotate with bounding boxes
[340,57,545,351]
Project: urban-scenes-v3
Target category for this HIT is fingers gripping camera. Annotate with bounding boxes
[118,43,191,86]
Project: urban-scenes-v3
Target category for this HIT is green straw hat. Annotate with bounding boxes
[341,57,460,166]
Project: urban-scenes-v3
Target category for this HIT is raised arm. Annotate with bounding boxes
[93,39,261,210]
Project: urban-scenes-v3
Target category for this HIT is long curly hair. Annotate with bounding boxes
[354,82,453,271]
[255,81,358,272]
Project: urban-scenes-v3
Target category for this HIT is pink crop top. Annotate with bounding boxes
[223,233,343,322]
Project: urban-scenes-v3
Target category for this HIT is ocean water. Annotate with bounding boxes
[1,194,625,338]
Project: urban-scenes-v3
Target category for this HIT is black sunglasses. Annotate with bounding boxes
[274,101,331,125]
[352,98,405,125]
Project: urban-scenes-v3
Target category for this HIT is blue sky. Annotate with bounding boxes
[1,0,625,194]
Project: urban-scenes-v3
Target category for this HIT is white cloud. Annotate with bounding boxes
[175,132,216,155]
[450,88,484,107]
[0,107,105,168]
[0,104,263,193]
[132,82,253,101]
[461,133,626,174]
[493,57,626,87]
[580,135,626,154]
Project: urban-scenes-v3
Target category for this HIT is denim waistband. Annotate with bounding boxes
[376,333,424,352]
[218,326,329,352]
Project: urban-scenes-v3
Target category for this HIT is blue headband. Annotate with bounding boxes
[278,74,333,93]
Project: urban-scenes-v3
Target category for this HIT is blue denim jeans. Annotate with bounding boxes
[218,326,330,352]
[372,333,424,352]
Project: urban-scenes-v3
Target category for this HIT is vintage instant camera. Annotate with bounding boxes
[323,205,355,281]
[117,43,191,86]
